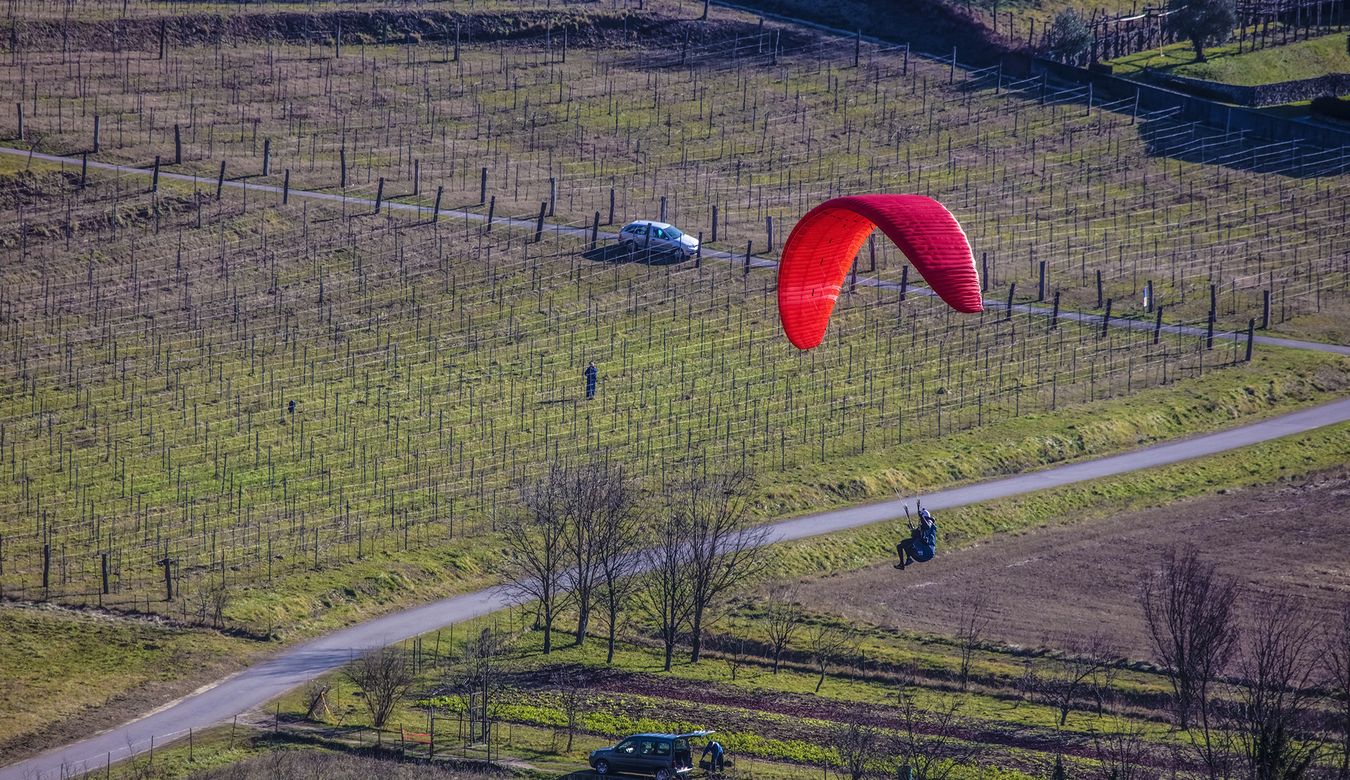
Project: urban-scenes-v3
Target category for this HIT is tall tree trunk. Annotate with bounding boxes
[543,602,553,655]
[606,597,619,665]
[663,637,674,671]
[773,649,781,674]
[690,603,705,663]
[575,592,590,646]
[1191,35,1207,61]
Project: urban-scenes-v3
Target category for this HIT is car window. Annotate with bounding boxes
[664,226,683,239]
[634,225,648,236]
[655,742,671,756]
[654,229,667,239]
[639,740,656,756]
[616,739,636,754]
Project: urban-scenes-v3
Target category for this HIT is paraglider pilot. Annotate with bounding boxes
[585,361,598,400]
[895,508,937,570]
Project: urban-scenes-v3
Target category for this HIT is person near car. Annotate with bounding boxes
[701,740,725,773]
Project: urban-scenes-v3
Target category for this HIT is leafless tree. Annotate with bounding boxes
[1232,598,1322,780]
[721,634,751,681]
[677,469,769,663]
[1051,634,1118,727]
[552,669,587,753]
[642,508,695,671]
[592,466,645,665]
[563,460,637,646]
[503,462,573,654]
[345,646,416,731]
[954,595,989,691]
[443,627,514,744]
[764,585,803,674]
[1139,546,1241,730]
[806,622,857,693]
[1088,698,1151,780]
[1323,601,1350,780]
[892,692,981,780]
[831,721,885,780]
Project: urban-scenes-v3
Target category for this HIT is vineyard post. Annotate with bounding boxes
[903,44,909,74]
[283,169,290,204]
[868,235,876,271]
[1095,269,1103,308]
[981,252,989,291]
[534,201,547,242]
[854,29,861,67]
[591,211,600,250]
[262,138,271,176]
[766,216,773,251]
[454,24,460,62]
[949,46,957,83]
[375,177,385,214]
[1245,319,1254,361]
[1037,260,1046,301]
[216,160,226,200]
[42,543,50,594]
[899,265,909,300]
[1261,289,1271,329]
[433,186,444,221]
[659,195,667,222]
[1051,290,1060,330]
[1154,305,1164,344]
[487,196,496,231]
[93,114,100,152]
[81,153,87,185]
[479,167,488,205]
[160,556,173,601]
[1101,299,1113,337]
[1206,314,1215,350]
[549,177,557,217]
[151,156,161,192]
[340,147,348,188]
[608,188,616,224]
[711,204,718,241]
[414,160,421,196]
[1131,88,1140,124]
[772,30,780,65]
[744,241,752,275]
[702,0,710,20]
[335,23,341,58]
[1005,283,1015,320]
[695,232,703,267]
[174,124,182,164]
[15,103,21,141]
[101,552,109,599]
[1209,284,1217,322]
[682,29,689,65]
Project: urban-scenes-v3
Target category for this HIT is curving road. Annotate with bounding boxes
[5,396,1350,779]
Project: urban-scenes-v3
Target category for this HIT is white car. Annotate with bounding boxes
[617,220,700,260]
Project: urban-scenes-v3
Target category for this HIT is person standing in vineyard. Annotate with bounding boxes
[585,361,598,400]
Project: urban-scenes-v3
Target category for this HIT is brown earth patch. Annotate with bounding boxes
[796,469,1350,659]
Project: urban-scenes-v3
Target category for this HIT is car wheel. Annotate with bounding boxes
[594,761,611,777]
[655,769,672,780]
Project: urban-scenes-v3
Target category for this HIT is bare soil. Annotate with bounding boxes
[797,469,1350,659]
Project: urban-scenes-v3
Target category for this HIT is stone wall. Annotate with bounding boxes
[1149,71,1350,107]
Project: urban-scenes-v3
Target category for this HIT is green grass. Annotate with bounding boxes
[1108,31,1350,85]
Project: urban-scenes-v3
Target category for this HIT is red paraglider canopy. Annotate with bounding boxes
[777,194,983,350]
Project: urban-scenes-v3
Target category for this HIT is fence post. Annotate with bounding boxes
[549,177,557,217]
[608,188,616,225]
[282,169,290,204]
[899,265,909,301]
[1095,269,1103,308]
[413,160,421,195]
[534,201,547,242]
[174,123,182,164]
[216,160,226,200]
[744,241,752,275]
[1154,305,1164,344]
[711,204,718,242]
[93,114,100,152]
[486,196,496,232]
[151,156,160,192]
[695,232,703,268]
[1101,299,1113,337]
[432,185,443,221]
[479,166,488,205]
[374,177,385,214]
[766,215,773,251]
[591,211,600,250]
[1051,290,1060,330]
[340,147,347,188]
[1037,260,1046,302]
[1261,289,1271,329]
[1245,319,1255,361]
[1005,283,1016,320]
[262,138,270,176]
[16,102,22,141]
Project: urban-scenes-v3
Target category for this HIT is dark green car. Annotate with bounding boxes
[588,731,713,780]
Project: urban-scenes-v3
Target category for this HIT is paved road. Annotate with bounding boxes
[2,145,1346,356]
[5,396,1350,779]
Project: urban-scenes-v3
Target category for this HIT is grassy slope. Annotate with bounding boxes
[129,420,1350,780]
[1108,31,1350,85]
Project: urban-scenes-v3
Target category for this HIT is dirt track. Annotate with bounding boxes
[798,469,1350,659]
